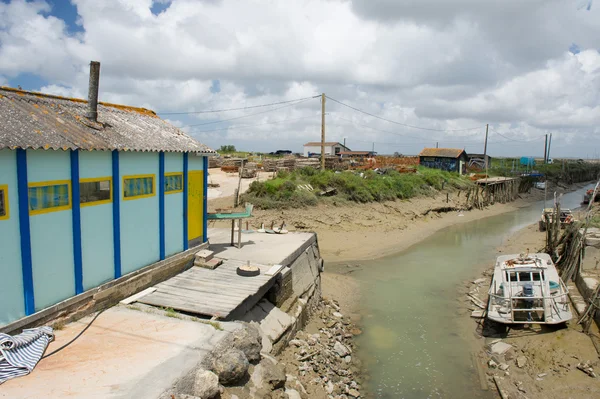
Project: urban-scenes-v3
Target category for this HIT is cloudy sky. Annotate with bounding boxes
[1,0,599,157]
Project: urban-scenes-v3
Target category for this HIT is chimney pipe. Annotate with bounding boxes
[87,61,100,122]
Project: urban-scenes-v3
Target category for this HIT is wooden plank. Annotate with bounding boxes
[158,281,251,299]
[140,292,235,314]
[120,287,156,305]
[173,271,271,286]
[141,291,241,309]
[168,273,273,290]
[150,288,243,306]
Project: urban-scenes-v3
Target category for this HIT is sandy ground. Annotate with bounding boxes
[207,168,272,199]
[459,223,600,399]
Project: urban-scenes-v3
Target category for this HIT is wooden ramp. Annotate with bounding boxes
[137,259,278,320]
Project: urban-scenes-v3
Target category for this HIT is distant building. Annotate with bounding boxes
[303,142,350,157]
[468,153,492,168]
[0,63,214,327]
[339,151,376,159]
[419,148,469,174]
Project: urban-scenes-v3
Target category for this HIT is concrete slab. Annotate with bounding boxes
[208,228,316,266]
[242,299,294,343]
[0,306,237,399]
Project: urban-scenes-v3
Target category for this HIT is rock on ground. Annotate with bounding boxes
[334,341,351,357]
[211,349,250,385]
[230,323,263,363]
[251,358,286,390]
[285,388,302,399]
[193,369,221,399]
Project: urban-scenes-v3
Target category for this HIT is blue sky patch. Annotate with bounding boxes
[46,0,83,34]
[151,0,172,16]
[8,72,48,91]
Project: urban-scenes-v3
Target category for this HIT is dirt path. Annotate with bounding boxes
[461,223,600,399]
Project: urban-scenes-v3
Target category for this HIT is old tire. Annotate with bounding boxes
[237,266,260,277]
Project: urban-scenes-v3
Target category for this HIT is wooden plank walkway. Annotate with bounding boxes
[138,259,278,320]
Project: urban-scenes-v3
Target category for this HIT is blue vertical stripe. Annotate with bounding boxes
[16,149,34,315]
[112,151,122,278]
[159,152,165,260]
[70,150,83,294]
[203,156,208,243]
[183,153,189,250]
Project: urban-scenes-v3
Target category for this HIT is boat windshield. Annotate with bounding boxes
[505,270,544,282]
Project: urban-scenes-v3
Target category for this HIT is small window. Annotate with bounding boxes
[123,175,155,200]
[0,185,8,220]
[518,272,532,282]
[80,177,112,206]
[28,181,71,214]
[164,173,183,194]
[532,272,541,281]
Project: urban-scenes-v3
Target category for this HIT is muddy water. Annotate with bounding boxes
[337,185,592,398]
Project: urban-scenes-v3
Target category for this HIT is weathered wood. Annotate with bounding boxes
[137,258,279,319]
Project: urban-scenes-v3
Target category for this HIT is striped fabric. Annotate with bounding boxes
[124,176,154,198]
[28,184,69,211]
[0,327,54,384]
[165,174,182,192]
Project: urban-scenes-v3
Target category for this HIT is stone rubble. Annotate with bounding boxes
[279,298,363,399]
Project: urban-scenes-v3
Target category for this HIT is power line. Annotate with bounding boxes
[326,95,484,132]
[333,115,484,143]
[190,114,323,134]
[489,128,546,142]
[158,95,320,115]
[180,97,316,128]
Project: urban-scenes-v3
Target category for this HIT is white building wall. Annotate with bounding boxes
[303,145,337,157]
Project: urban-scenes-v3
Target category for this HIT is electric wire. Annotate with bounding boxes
[157,95,320,115]
[326,95,485,132]
[190,114,323,134]
[180,97,316,128]
[41,309,106,359]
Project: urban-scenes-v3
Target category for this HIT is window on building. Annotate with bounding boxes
[28,182,71,214]
[123,175,155,199]
[164,173,183,193]
[80,178,112,206]
[0,185,8,219]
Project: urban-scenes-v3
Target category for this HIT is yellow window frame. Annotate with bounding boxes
[164,172,183,194]
[0,184,9,220]
[28,180,72,215]
[122,174,156,200]
[80,176,113,207]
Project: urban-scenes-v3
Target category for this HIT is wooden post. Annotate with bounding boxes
[544,134,548,164]
[238,218,242,249]
[230,219,235,246]
[483,124,489,170]
[321,93,326,170]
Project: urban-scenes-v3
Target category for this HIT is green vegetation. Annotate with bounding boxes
[219,145,237,153]
[242,166,473,209]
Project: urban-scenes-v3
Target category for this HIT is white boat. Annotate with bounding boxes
[487,253,572,325]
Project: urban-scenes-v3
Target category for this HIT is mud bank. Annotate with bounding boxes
[463,223,600,399]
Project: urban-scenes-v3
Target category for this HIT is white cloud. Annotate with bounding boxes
[0,0,599,156]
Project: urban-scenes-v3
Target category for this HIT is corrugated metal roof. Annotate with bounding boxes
[0,87,215,153]
[419,148,466,158]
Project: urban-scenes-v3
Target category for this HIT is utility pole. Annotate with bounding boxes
[343,137,346,149]
[547,133,552,162]
[543,134,548,164]
[372,142,375,153]
[483,124,489,170]
[321,93,326,170]
[436,142,439,148]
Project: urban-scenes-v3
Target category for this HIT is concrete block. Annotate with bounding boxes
[195,258,223,270]
[195,249,214,263]
[242,299,294,344]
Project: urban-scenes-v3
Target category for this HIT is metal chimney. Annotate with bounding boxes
[87,61,100,122]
